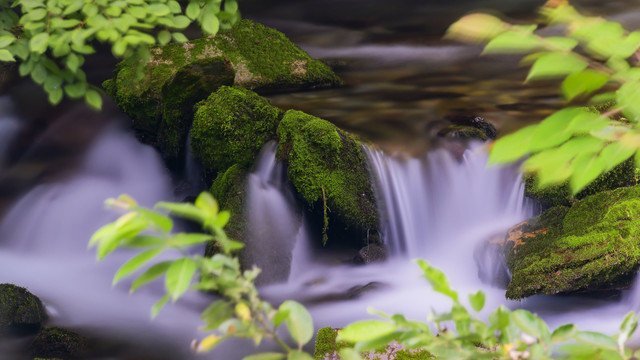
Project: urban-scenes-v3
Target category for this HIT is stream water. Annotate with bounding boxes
[3,1,640,359]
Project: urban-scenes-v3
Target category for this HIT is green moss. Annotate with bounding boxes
[277,110,378,246]
[205,164,249,257]
[104,19,341,163]
[506,185,640,299]
[394,349,436,359]
[525,158,636,209]
[314,327,344,359]
[191,86,282,180]
[0,283,47,333]
[30,327,88,359]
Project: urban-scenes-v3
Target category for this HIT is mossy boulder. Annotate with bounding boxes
[30,327,88,359]
[206,164,249,257]
[104,19,340,163]
[0,283,47,334]
[525,158,636,209]
[191,86,283,181]
[277,110,378,247]
[505,185,640,299]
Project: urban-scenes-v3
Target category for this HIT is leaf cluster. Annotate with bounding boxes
[335,260,640,360]
[447,0,640,194]
[89,192,314,360]
[0,0,239,109]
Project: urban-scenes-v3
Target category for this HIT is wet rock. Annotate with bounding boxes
[354,244,387,264]
[505,186,640,299]
[30,327,88,359]
[444,115,497,139]
[103,19,341,164]
[277,109,378,248]
[0,283,47,335]
[191,86,282,181]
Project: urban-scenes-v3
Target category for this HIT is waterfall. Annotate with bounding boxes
[245,141,308,284]
[365,143,533,265]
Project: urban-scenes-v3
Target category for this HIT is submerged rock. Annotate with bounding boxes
[505,186,640,299]
[191,86,283,180]
[30,327,88,359]
[103,19,340,164]
[277,110,378,247]
[0,283,47,335]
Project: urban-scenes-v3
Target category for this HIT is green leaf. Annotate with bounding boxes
[279,300,314,347]
[0,35,15,48]
[569,152,605,194]
[527,52,588,81]
[530,107,586,152]
[224,0,238,13]
[272,308,290,327]
[574,330,618,350]
[121,235,167,248]
[26,8,47,21]
[287,350,313,360]
[113,248,165,285]
[338,348,362,360]
[195,191,219,216]
[31,63,47,84]
[156,201,206,223]
[158,30,171,46]
[0,49,15,62]
[12,39,30,60]
[112,39,127,57]
[168,233,213,247]
[172,15,190,29]
[165,257,197,301]
[415,259,458,300]
[489,125,537,163]
[468,291,485,312]
[617,81,640,122]
[483,30,541,54]
[64,81,86,98]
[149,3,170,16]
[552,324,577,343]
[151,293,170,318]
[29,32,49,54]
[337,320,396,343]
[512,310,541,338]
[562,70,609,101]
[618,312,637,349]
[243,353,286,360]
[201,300,234,330]
[172,32,188,43]
[546,36,579,51]
[131,260,172,292]
[48,89,63,105]
[599,142,635,171]
[214,211,231,228]
[201,11,220,35]
[186,2,201,19]
[353,331,400,352]
[85,89,102,110]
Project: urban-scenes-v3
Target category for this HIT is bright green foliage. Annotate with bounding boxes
[89,192,314,359]
[335,260,639,360]
[0,0,239,110]
[277,110,378,246]
[448,1,640,194]
[505,185,640,299]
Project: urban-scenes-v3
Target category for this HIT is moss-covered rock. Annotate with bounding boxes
[277,110,378,247]
[313,327,434,360]
[191,86,283,180]
[0,283,47,334]
[505,185,640,299]
[104,19,341,163]
[525,158,636,209]
[206,164,249,257]
[30,327,88,359]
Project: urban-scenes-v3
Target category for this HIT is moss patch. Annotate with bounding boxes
[525,158,636,209]
[506,185,640,299]
[0,283,47,334]
[191,86,282,181]
[30,327,88,359]
[277,110,378,247]
[104,19,341,163]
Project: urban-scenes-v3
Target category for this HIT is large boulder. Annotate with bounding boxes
[0,283,47,334]
[103,19,341,164]
[504,185,640,299]
[277,110,378,247]
[191,86,283,181]
[30,327,88,359]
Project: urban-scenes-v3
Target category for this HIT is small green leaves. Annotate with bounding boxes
[166,257,197,301]
[29,33,49,54]
[574,330,618,351]
[562,70,609,101]
[483,30,541,54]
[131,260,172,292]
[416,259,458,301]
[446,13,505,43]
[468,291,485,312]
[287,350,313,360]
[279,301,313,347]
[85,89,103,110]
[552,324,577,343]
[201,11,220,35]
[527,52,588,81]
[618,312,638,350]
[337,320,396,343]
[113,248,165,285]
[0,49,15,62]
[151,294,170,318]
